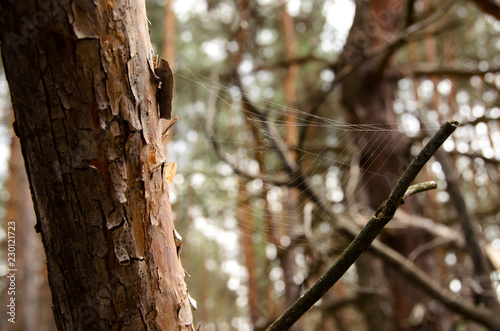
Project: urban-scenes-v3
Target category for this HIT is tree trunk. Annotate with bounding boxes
[280,4,303,330]
[1,118,57,331]
[161,0,176,68]
[236,177,259,324]
[0,1,193,330]
[339,1,453,329]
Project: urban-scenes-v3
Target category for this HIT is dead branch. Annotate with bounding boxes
[404,181,437,199]
[255,55,331,71]
[203,72,291,187]
[402,65,500,79]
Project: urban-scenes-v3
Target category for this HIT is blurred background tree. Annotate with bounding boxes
[1,0,500,330]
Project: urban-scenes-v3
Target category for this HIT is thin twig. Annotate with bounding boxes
[403,181,437,200]
[398,65,500,79]
[162,116,178,138]
[435,149,499,307]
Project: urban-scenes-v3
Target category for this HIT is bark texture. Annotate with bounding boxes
[0,1,193,330]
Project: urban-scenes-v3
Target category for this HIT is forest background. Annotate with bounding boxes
[1,0,500,330]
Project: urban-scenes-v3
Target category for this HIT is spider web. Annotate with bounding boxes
[166,66,443,258]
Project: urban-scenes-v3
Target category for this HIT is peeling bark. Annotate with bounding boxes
[0,1,192,330]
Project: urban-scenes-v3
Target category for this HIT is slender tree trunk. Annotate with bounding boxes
[230,0,264,325]
[236,176,259,324]
[161,0,176,68]
[0,1,193,330]
[160,0,176,155]
[1,118,57,331]
[280,4,303,330]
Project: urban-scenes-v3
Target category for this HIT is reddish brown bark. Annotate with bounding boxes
[0,1,192,329]
[279,4,303,330]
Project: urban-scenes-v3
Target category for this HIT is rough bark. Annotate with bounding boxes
[0,1,192,330]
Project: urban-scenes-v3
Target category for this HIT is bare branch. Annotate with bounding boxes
[368,238,500,329]
[408,236,454,262]
[389,211,464,247]
[459,115,500,126]
[405,65,500,78]
[405,0,417,27]
[255,55,331,71]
